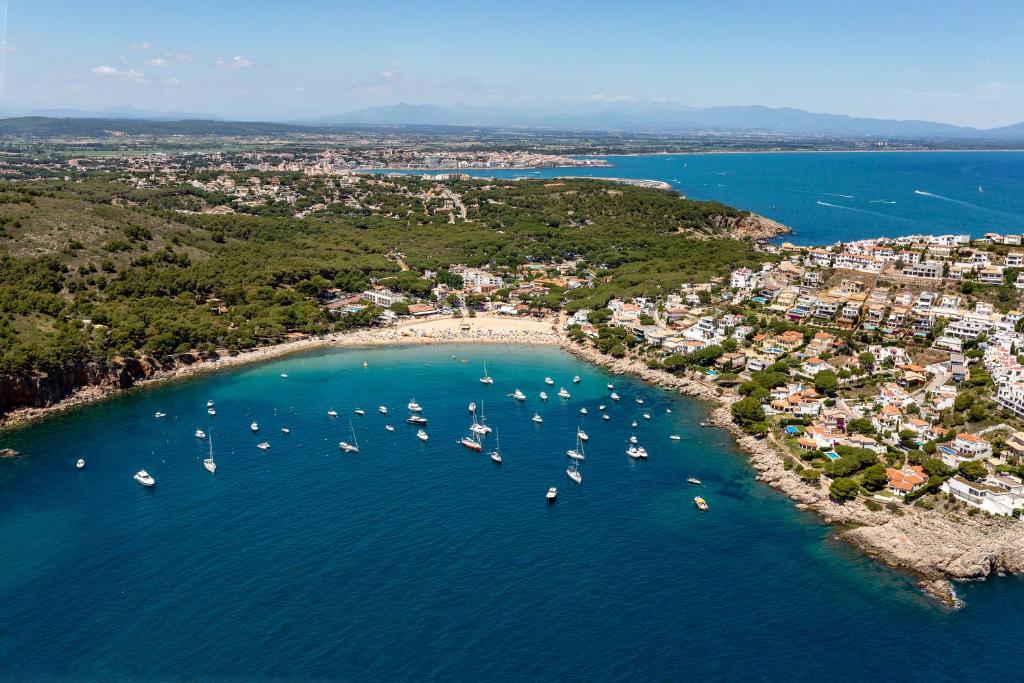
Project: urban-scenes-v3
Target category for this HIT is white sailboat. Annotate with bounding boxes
[204,432,217,473]
[339,420,360,453]
[577,427,589,442]
[567,433,586,461]
[480,363,494,384]
[468,402,476,413]
[489,432,502,464]
[566,459,582,484]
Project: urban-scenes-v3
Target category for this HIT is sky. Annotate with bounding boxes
[1,0,1022,127]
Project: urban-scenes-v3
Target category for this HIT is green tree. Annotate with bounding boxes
[846,418,876,436]
[957,460,988,481]
[813,370,838,395]
[861,464,888,491]
[829,477,860,501]
[731,396,765,431]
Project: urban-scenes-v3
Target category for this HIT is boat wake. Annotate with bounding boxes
[914,189,1020,219]
[816,200,856,211]
[821,192,854,199]
[914,189,952,201]
[869,199,897,204]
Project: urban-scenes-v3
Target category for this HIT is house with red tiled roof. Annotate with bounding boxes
[886,466,928,496]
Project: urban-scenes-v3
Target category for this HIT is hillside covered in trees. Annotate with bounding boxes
[0,174,769,374]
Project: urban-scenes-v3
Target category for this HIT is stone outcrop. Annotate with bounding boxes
[712,212,793,240]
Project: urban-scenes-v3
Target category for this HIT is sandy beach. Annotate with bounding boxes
[0,315,560,431]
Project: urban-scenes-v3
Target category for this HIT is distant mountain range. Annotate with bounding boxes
[310,103,1024,138]
[1,103,1022,139]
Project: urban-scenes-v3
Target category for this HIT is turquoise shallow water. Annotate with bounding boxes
[1,344,1022,680]
[419,151,1024,245]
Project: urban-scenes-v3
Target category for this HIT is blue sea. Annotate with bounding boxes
[441,151,1024,245]
[1,344,1022,680]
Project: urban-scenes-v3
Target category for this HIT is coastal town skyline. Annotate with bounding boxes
[2,0,1023,128]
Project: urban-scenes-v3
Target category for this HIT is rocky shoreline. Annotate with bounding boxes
[558,338,1024,607]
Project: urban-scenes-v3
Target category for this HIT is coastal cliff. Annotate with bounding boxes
[557,338,1024,606]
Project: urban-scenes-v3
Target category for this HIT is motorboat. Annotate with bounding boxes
[544,377,554,386]
[627,446,648,459]
[607,383,614,390]
[76,458,86,470]
[134,470,155,487]
[546,487,558,502]
[207,400,215,408]
[687,477,702,485]
[339,420,360,453]
[512,389,526,401]
[670,435,681,441]
[602,414,610,421]
[416,429,429,441]
[558,388,571,399]
[631,420,638,428]
[327,409,338,417]
[354,409,365,416]
[468,402,476,413]
[280,373,288,378]
[539,391,548,401]
[379,406,388,415]
[598,404,606,411]
[408,399,423,412]
[208,408,216,416]
[385,424,395,432]
[407,415,428,425]
[195,429,206,439]
[701,421,710,428]
[577,428,589,442]
[580,407,588,415]
[532,413,543,424]
[281,427,290,434]
[572,375,581,384]
[610,393,620,401]
[250,422,259,432]
[643,413,651,420]
[257,441,270,451]
[636,398,644,405]
[666,409,672,414]
[154,412,166,419]
[694,496,709,511]
[629,435,638,445]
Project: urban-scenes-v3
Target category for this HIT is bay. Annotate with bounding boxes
[1,344,1021,680]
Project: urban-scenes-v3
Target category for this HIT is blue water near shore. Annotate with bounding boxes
[434,151,1024,244]
[1,344,1023,680]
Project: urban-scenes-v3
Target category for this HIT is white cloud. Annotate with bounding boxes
[91,65,145,80]
[978,81,1012,95]
[145,57,168,67]
[216,56,255,69]
[128,42,152,50]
